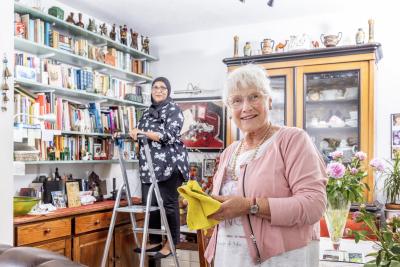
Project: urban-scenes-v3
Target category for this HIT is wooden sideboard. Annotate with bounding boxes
[14,200,147,267]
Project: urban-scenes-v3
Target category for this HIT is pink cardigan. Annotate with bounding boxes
[205,127,327,265]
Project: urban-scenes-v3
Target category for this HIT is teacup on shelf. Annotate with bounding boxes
[349,111,358,120]
[328,115,345,127]
[344,87,358,99]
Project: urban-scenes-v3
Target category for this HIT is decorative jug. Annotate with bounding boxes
[260,38,275,54]
[320,32,342,47]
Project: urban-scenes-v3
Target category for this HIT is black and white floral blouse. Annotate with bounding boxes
[137,101,189,183]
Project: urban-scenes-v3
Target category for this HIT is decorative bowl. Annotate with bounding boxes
[14,196,40,216]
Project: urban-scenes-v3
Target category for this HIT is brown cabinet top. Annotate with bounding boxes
[14,198,141,225]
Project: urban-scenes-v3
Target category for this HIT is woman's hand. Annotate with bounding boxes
[129,128,144,140]
[208,195,251,221]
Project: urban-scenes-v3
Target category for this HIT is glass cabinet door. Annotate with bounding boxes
[296,62,369,163]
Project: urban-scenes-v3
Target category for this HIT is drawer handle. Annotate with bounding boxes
[94,219,100,225]
[44,228,51,234]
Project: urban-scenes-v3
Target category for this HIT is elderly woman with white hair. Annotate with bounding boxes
[205,64,327,266]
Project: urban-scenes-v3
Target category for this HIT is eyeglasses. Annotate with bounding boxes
[151,86,168,92]
[228,92,266,110]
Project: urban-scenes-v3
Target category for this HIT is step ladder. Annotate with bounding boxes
[101,134,179,267]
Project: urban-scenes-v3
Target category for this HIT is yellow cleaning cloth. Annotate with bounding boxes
[177,180,221,230]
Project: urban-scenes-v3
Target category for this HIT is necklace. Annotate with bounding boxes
[228,122,273,181]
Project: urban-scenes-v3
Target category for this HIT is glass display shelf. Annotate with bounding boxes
[14,78,147,107]
[15,159,138,165]
[305,99,358,105]
[15,37,152,83]
[14,2,158,62]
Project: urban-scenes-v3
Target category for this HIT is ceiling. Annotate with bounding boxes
[58,0,372,37]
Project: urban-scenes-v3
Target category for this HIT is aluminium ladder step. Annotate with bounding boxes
[116,205,160,213]
[133,228,168,235]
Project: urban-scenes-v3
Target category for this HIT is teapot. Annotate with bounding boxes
[260,38,275,54]
[320,32,342,47]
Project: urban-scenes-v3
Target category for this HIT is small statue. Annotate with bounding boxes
[141,35,150,54]
[100,23,107,36]
[54,167,61,180]
[233,35,239,57]
[75,13,84,28]
[110,24,116,40]
[243,41,252,56]
[120,25,128,45]
[355,28,365,45]
[66,12,75,24]
[87,18,97,33]
[311,40,320,48]
[130,29,138,49]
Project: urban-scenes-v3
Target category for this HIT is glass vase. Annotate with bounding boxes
[324,194,351,250]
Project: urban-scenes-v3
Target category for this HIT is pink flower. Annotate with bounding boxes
[327,162,346,179]
[350,168,358,175]
[355,151,367,161]
[370,158,385,172]
[330,151,343,160]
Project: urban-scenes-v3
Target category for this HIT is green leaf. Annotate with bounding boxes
[391,246,400,254]
[389,261,400,267]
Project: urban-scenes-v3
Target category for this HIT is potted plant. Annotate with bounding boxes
[325,151,369,250]
[370,150,400,214]
[351,206,400,267]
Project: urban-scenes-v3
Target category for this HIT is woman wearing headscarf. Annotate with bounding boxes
[130,77,189,259]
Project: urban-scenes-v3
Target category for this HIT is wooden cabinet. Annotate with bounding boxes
[223,43,382,201]
[14,201,144,267]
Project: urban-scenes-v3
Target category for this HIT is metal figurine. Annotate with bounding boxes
[130,29,139,49]
[87,18,97,33]
[75,13,84,28]
[110,24,116,40]
[120,25,128,45]
[100,23,108,36]
[66,12,75,24]
[141,36,150,54]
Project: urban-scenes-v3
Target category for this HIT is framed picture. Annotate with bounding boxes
[51,191,66,208]
[175,97,225,151]
[203,158,217,177]
[189,162,203,182]
[391,113,400,159]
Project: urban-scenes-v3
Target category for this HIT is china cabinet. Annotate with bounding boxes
[223,43,382,201]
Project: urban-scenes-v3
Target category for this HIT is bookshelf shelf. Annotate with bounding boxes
[15,37,153,83]
[14,78,148,107]
[14,3,158,62]
[15,159,138,165]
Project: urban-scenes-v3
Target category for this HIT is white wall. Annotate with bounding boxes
[151,5,400,203]
[0,0,15,245]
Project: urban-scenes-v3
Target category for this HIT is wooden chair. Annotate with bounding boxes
[197,228,214,267]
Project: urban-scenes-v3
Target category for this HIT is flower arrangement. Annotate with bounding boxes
[351,207,400,267]
[370,150,400,205]
[326,151,369,206]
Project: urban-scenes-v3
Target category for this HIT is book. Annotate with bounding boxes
[66,181,81,208]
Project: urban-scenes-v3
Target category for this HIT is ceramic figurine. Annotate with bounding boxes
[75,13,84,28]
[130,29,138,49]
[141,36,150,54]
[120,25,128,45]
[233,35,239,57]
[100,23,107,36]
[355,28,365,45]
[312,40,320,48]
[110,24,116,40]
[261,38,275,54]
[66,12,75,24]
[275,40,288,52]
[243,41,252,56]
[368,19,374,43]
[87,19,97,32]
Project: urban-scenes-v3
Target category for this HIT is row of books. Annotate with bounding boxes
[14,89,140,134]
[14,52,144,101]
[15,13,150,76]
[35,135,136,161]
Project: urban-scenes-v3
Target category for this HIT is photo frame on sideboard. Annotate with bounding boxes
[175,97,225,151]
[391,113,400,159]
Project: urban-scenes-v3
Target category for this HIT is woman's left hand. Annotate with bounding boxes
[208,195,251,221]
[129,128,144,140]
